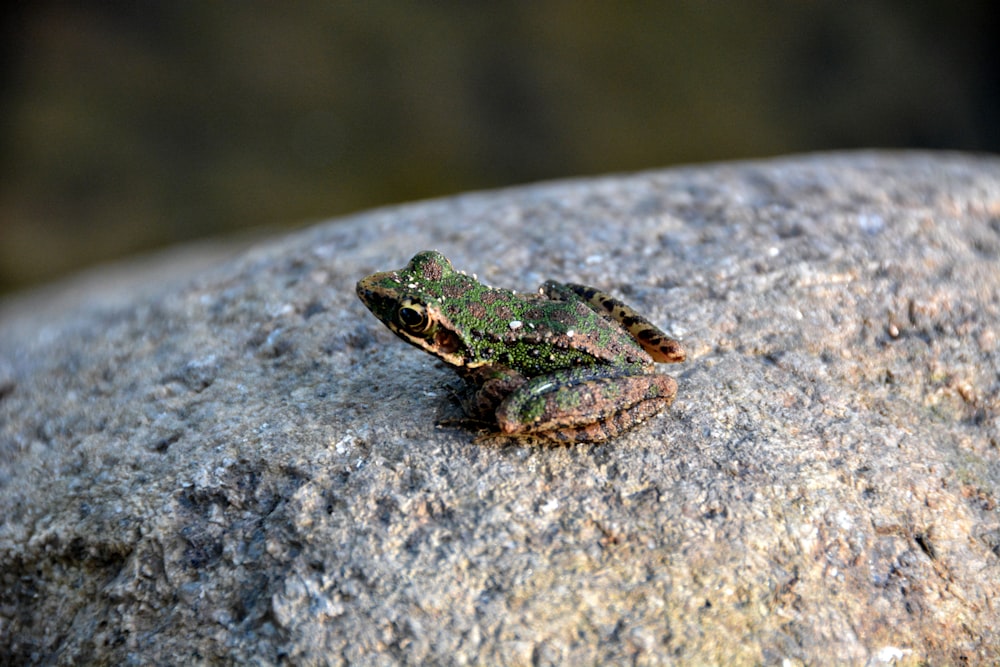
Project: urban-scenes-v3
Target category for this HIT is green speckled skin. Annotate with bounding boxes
[356,251,685,442]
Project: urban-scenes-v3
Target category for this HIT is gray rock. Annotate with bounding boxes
[2,152,999,665]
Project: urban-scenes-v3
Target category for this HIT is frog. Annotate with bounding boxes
[356,250,685,443]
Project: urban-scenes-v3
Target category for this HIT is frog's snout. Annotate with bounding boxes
[356,280,383,310]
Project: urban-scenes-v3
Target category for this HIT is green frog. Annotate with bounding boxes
[356,251,685,443]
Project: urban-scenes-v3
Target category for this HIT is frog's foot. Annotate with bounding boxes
[442,413,553,447]
[495,368,678,443]
[469,430,550,447]
[436,414,493,434]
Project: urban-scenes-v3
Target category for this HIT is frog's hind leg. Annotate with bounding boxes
[541,394,672,443]
[542,281,685,364]
[495,367,678,443]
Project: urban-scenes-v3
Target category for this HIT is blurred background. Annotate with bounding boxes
[1,1,997,295]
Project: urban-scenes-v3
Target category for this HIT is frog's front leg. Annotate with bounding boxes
[457,367,528,422]
[495,367,677,443]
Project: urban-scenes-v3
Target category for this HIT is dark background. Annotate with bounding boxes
[1,2,997,294]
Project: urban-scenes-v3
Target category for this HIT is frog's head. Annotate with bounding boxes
[356,251,473,366]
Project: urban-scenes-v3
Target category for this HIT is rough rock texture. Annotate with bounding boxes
[2,152,999,665]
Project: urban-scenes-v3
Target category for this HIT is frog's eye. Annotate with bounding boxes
[396,300,432,334]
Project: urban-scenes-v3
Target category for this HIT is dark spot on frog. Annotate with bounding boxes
[551,310,578,326]
[494,306,514,320]
[443,282,471,299]
[481,291,508,305]
[467,302,488,319]
[419,259,445,281]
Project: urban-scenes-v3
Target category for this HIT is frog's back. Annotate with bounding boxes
[441,288,652,377]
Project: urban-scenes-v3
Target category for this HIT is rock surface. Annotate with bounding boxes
[2,152,999,665]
